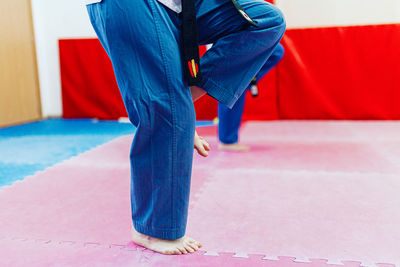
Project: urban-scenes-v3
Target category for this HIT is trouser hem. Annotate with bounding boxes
[201,76,239,109]
[219,140,239,145]
[133,221,186,240]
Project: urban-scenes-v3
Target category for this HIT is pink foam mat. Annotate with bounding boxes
[1,238,372,267]
[1,122,400,266]
[187,170,400,264]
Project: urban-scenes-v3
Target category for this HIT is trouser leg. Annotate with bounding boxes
[218,91,247,144]
[86,0,285,240]
[196,0,286,108]
[217,43,285,143]
[87,0,195,240]
[254,43,284,82]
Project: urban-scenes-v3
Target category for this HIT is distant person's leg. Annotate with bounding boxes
[218,92,249,151]
[217,44,285,151]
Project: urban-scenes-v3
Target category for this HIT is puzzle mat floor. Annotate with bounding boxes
[1,121,399,266]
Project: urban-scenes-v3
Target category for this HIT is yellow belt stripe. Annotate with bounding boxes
[191,59,197,78]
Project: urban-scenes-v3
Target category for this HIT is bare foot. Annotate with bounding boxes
[132,228,202,255]
[194,131,210,157]
[218,142,250,152]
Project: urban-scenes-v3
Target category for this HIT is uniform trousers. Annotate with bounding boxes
[87,0,285,239]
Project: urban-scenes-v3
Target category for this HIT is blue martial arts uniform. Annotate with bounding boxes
[218,43,284,144]
[87,0,285,240]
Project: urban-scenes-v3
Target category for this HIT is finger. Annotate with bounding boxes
[199,147,208,157]
[203,141,210,151]
[195,142,208,157]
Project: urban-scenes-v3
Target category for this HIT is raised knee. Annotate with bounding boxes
[265,5,286,33]
[253,4,286,48]
[275,6,286,29]
[254,3,286,34]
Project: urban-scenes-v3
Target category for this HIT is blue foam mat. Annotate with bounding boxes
[0,119,213,187]
[0,119,135,137]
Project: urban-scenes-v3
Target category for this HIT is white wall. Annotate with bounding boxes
[398,0,400,20]
[276,0,400,28]
[31,0,96,117]
[31,0,400,117]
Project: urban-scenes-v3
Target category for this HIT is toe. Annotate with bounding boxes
[185,244,195,253]
[177,247,188,254]
[187,238,202,248]
[186,241,198,251]
[165,249,180,255]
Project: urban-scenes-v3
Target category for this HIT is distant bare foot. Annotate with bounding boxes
[218,142,250,152]
[194,131,210,157]
[132,228,202,255]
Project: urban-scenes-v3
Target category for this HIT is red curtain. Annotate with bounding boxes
[278,24,400,119]
[60,39,127,119]
[60,24,400,120]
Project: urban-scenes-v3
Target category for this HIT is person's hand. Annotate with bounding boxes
[194,131,210,157]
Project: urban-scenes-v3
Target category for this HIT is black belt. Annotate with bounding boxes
[181,0,258,86]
